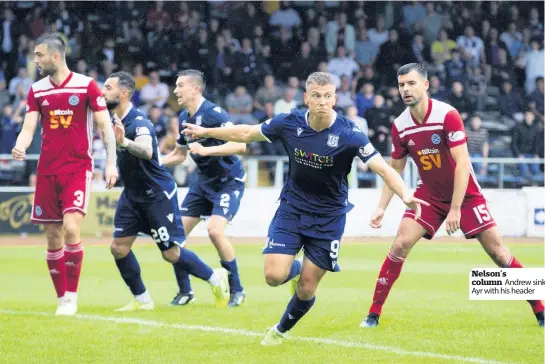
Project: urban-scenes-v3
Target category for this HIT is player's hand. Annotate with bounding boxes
[104,164,118,190]
[113,114,125,145]
[445,208,461,235]
[402,194,430,220]
[181,123,208,139]
[188,142,208,156]
[12,145,26,161]
[369,207,385,229]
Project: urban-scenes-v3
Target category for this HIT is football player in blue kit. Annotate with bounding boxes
[182,72,429,344]
[162,70,247,307]
[101,71,230,311]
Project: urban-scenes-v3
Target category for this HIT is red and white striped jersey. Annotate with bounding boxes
[26,72,106,175]
[391,98,482,202]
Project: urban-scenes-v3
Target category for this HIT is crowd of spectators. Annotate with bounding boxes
[0,1,543,187]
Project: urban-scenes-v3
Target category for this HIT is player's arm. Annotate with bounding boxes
[448,144,471,218]
[367,156,422,209]
[182,123,268,143]
[375,156,408,211]
[189,141,246,157]
[162,144,188,167]
[444,109,471,235]
[112,114,152,160]
[12,111,40,160]
[94,109,118,188]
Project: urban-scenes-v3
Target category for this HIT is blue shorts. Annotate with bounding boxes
[181,178,245,221]
[113,190,186,251]
[263,201,346,272]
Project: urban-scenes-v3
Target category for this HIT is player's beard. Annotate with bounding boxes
[405,95,422,107]
[106,96,120,111]
[40,64,57,77]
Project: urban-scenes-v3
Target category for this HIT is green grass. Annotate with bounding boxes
[0,241,543,364]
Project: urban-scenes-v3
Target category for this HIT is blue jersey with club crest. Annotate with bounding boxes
[176,98,245,184]
[260,109,379,215]
[116,105,176,203]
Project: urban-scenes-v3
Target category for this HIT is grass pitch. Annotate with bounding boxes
[0,238,543,364]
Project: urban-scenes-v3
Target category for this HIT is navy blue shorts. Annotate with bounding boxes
[263,201,345,272]
[113,190,186,251]
[181,178,245,221]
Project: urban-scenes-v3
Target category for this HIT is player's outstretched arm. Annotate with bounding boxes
[188,141,246,157]
[181,123,268,144]
[162,145,188,167]
[12,111,39,160]
[94,109,118,188]
[367,155,429,219]
[445,144,471,235]
[368,157,408,228]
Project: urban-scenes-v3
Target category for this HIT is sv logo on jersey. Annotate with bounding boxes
[49,109,74,129]
[417,149,441,171]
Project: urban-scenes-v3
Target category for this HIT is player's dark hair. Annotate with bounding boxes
[177,69,206,91]
[397,63,428,79]
[109,71,136,97]
[35,33,66,56]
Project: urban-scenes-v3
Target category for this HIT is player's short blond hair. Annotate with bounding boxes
[305,72,335,91]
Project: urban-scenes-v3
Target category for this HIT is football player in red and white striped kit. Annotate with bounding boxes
[12,33,118,316]
[361,63,544,328]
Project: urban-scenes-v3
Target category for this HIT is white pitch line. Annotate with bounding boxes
[0,309,514,364]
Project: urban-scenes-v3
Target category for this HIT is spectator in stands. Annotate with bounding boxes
[449,82,472,121]
[354,28,378,67]
[500,23,523,59]
[210,35,234,95]
[292,42,319,83]
[456,26,485,67]
[0,79,10,110]
[484,28,508,67]
[355,82,375,118]
[274,88,297,115]
[519,39,544,94]
[422,3,444,45]
[498,80,524,122]
[491,48,516,87]
[411,34,427,65]
[139,71,169,113]
[385,86,405,117]
[254,75,283,119]
[466,115,489,176]
[376,30,406,85]
[512,111,541,180]
[429,75,448,101]
[226,86,256,125]
[467,67,487,111]
[148,105,168,140]
[346,105,368,135]
[327,46,359,81]
[307,27,328,63]
[269,1,301,33]
[528,7,543,38]
[234,37,264,92]
[270,27,296,81]
[159,116,180,156]
[0,104,19,154]
[336,75,354,109]
[286,76,304,105]
[402,1,426,33]
[368,15,388,48]
[259,103,284,157]
[432,29,457,66]
[444,49,467,86]
[326,12,356,57]
[359,66,380,92]
[8,67,32,96]
[528,76,544,123]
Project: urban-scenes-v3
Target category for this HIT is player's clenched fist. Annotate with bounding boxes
[181,123,207,139]
[369,207,385,229]
[12,145,26,161]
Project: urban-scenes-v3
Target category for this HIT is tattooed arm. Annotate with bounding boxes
[113,114,153,160]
